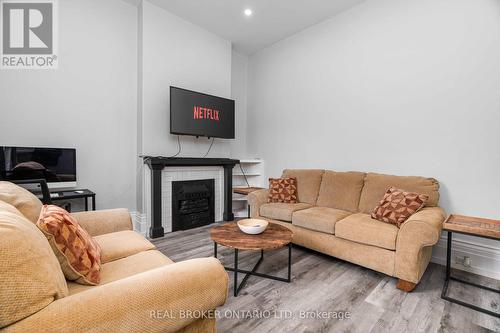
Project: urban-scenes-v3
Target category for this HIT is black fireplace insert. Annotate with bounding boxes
[172,179,215,231]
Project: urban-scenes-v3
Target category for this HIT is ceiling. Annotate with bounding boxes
[147,0,366,55]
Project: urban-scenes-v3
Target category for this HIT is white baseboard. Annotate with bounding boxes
[130,211,147,236]
[431,234,500,280]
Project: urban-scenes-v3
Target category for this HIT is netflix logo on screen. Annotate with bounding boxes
[170,86,235,139]
[193,106,220,121]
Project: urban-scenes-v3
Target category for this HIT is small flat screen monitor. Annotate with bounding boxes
[170,86,235,139]
[0,146,77,188]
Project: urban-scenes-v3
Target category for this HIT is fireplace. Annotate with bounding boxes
[172,179,215,231]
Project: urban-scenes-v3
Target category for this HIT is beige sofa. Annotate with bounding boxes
[249,170,446,291]
[0,182,228,333]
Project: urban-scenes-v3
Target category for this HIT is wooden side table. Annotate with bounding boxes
[441,214,500,318]
[233,187,265,217]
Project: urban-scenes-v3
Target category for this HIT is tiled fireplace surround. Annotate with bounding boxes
[142,166,224,234]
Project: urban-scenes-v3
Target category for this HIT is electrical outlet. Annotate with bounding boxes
[455,256,472,267]
[463,256,471,267]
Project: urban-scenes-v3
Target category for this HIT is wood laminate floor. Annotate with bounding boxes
[151,223,500,333]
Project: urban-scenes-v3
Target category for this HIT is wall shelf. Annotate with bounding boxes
[232,159,264,218]
[238,159,263,164]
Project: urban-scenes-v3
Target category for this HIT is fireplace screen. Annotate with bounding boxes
[172,179,215,231]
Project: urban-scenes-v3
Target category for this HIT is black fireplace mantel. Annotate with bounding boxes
[144,156,240,238]
[145,157,240,168]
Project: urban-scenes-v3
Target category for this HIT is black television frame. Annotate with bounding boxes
[0,146,77,187]
[169,86,235,139]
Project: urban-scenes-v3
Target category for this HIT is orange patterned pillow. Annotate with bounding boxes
[36,205,101,285]
[268,177,298,203]
[371,187,429,227]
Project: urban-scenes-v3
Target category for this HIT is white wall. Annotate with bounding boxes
[0,0,242,217]
[230,50,249,159]
[0,0,138,210]
[140,0,232,159]
[247,0,500,276]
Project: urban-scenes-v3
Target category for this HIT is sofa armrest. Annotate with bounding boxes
[248,189,269,218]
[71,208,132,237]
[395,207,446,283]
[4,258,229,333]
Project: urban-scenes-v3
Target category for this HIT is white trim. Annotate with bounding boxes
[130,211,147,236]
[431,234,500,280]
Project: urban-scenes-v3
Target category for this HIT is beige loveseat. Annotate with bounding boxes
[0,182,228,333]
[249,170,446,291]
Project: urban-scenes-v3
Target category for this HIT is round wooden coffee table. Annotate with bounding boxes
[210,222,293,297]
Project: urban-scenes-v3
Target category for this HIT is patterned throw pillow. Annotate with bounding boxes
[371,187,429,227]
[268,177,298,203]
[36,205,101,285]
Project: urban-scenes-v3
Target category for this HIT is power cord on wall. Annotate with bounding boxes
[202,137,215,158]
[170,135,181,158]
[140,135,182,163]
[196,136,249,187]
[239,163,250,188]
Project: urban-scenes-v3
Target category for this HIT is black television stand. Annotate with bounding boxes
[12,179,96,211]
[46,189,96,211]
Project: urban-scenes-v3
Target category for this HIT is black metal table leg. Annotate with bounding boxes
[287,243,292,282]
[234,249,238,297]
[84,197,88,211]
[214,242,217,258]
[234,249,264,296]
[91,195,96,210]
[222,243,292,297]
[446,231,452,280]
[441,231,500,318]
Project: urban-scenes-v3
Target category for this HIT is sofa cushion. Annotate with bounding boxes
[0,199,24,217]
[316,171,366,212]
[0,205,68,328]
[37,205,102,285]
[358,173,439,214]
[268,177,298,203]
[282,169,324,205]
[335,213,399,250]
[260,202,312,222]
[292,207,351,234]
[67,250,174,295]
[94,230,156,264]
[0,181,42,223]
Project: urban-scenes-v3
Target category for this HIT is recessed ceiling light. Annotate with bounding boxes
[244,9,252,16]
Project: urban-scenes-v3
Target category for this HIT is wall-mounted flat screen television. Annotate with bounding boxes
[0,146,77,188]
[170,86,235,139]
